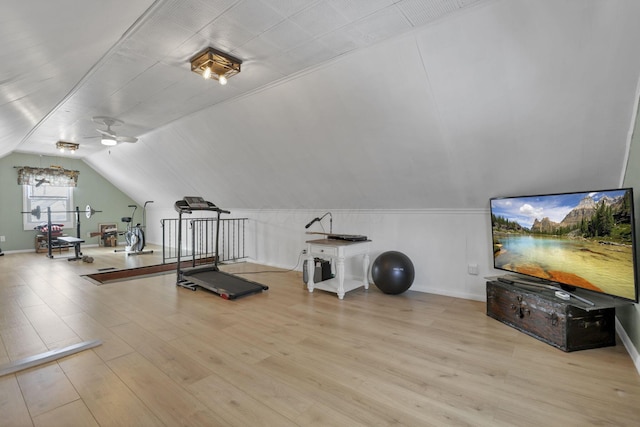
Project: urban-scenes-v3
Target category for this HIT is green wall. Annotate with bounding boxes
[0,152,137,251]
[621,101,640,355]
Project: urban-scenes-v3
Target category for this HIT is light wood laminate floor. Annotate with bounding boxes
[1,246,639,426]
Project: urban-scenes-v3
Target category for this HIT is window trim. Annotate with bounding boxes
[22,185,75,231]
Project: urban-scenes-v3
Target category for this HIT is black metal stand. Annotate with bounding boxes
[45,206,84,260]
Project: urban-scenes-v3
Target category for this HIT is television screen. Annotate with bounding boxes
[490,188,638,302]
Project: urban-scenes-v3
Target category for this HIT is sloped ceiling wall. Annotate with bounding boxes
[0,0,156,157]
[85,1,640,210]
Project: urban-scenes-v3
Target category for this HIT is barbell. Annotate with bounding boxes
[21,205,102,220]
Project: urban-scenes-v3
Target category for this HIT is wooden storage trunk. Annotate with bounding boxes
[486,280,615,352]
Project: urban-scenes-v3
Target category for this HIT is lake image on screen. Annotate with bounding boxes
[494,234,634,300]
[491,189,637,301]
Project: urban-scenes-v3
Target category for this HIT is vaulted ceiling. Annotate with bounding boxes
[3,0,640,210]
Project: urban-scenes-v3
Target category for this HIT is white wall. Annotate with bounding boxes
[146,206,493,301]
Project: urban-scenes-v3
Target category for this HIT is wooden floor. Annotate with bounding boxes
[1,246,639,426]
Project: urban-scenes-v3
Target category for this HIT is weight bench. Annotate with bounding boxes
[56,236,84,261]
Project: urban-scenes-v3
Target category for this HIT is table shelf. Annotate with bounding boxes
[305,238,371,299]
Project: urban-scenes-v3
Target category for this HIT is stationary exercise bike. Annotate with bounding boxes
[114,202,153,255]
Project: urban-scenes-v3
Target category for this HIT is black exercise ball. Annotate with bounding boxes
[371,251,415,295]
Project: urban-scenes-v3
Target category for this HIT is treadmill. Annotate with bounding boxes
[174,197,268,300]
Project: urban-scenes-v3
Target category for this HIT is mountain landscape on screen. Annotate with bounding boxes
[490,189,637,301]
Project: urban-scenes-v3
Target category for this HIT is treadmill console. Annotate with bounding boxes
[175,197,229,214]
[184,196,210,209]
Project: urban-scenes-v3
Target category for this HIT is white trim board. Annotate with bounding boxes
[0,340,102,377]
[616,318,640,377]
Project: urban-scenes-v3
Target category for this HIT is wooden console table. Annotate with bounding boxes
[306,239,371,299]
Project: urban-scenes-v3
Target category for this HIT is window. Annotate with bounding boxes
[23,185,74,231]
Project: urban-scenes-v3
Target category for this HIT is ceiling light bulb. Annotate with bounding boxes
[59,147,65,153]
[101,137,117,146]
[218,75,227,85]
[203,66,212,79]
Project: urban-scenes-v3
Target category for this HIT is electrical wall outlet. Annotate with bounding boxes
[0,236,5,242]
[467,263,479,275]
[302,249,307,254]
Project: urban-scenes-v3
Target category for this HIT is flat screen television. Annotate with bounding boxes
[490,188,638,302]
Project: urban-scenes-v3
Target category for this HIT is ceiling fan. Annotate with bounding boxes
[90,116,138,146]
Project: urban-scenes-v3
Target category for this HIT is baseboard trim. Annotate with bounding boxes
[616,317,640,376]
[2,249,35,254]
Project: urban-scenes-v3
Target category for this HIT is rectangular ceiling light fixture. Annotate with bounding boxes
[190,47,242,85]
[56,141,79,153]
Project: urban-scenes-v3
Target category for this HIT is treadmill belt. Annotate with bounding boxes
[183,269,268,300]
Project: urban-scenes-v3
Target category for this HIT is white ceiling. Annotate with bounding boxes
[2,0,487,158]
[3,0,640,210]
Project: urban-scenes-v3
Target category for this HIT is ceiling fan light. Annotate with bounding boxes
[101,136,117,146]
